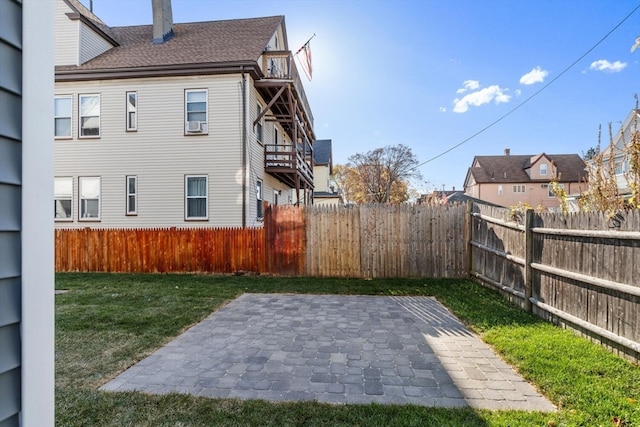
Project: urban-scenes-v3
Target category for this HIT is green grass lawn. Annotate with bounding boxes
[55,273,640,426]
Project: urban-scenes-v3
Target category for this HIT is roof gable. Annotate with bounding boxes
[63,0,118,45]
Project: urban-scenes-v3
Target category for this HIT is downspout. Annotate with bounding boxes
[241,68,247,227]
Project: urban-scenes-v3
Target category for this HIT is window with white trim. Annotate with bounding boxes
[540,163,548,176]
[497,185,503,196]
[54,177,73,220]
[79,176,101,220]
[257,180,263,218]
[256,103,263,143]
[79,94,100,137]
[126,175,137,215]
[548,183,564,197]
[185,89,208,134]
[185,175,208,219]
[126,92,137,131]
[54,96,72,138]
[512,185,525,193]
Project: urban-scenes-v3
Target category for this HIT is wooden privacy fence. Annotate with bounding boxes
[305,204,468,278]
[55,227,267,273]
[471,204,640,361]
[55,204,468,278]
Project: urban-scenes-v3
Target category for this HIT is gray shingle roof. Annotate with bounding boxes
[56,11,283,71]
[313,139,332,165]
[469,154,587,184]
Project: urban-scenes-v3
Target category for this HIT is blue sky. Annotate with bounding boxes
[84,0,640,192]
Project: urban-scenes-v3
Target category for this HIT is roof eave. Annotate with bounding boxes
[55,61,262,81]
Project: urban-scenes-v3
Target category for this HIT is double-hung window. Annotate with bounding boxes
[126,92,137,131]
[79,177,101,220]
[256,103,263,143]
[54,177,73,219]
[185,175,208,220]
[540,163,548,176]
[256,180,263,218]
[185,89,208,134]
[54,96,72,138]
[126,176,137,215]
[79,94,100,137]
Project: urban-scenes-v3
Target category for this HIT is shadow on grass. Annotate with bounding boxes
[57,389,499,427]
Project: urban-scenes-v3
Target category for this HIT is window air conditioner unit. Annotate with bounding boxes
[186,121,203,133]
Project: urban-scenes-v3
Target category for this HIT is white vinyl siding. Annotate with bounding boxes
[54,95,72,138]
[54,75,266,227]
[54,177,73,219]
[79,94,100,137]
[54,0,79,65]
[126,176,137,215]
[126,92,137,131]
[79,176,101,220]
[79,22,113,64]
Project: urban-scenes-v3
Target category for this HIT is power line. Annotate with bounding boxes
[412,2,640,172]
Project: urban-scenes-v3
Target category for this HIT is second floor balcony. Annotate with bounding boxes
[264,142,314,190]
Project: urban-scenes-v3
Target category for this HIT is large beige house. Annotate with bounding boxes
[463,150,587,209]
[54,0,316,228]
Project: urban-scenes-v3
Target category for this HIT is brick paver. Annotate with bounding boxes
[101,294,555,411]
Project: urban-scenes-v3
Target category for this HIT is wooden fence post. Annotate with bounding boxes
[524,209,534,312]
[465,201,473,278]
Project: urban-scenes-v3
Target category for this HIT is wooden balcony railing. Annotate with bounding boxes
[264,143,313,188]
[260,51,313,126]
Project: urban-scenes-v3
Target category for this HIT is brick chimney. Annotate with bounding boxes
[152,0,174,44]
[504,148,510,156]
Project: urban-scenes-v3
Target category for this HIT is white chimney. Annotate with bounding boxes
[152,0,174,44]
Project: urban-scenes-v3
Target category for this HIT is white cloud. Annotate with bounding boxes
[514,89,522,97]
[453,85,511,113]
[456,80,480,94]
[439,107,447,112]
[519,66,548,85]
[589,59,627,73]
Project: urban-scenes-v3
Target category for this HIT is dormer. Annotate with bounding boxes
[55,0,118,66]
[525,153,556,180]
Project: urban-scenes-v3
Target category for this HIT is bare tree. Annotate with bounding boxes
[334,144,421,204]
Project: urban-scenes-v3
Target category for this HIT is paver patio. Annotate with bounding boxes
[101,294,555,411]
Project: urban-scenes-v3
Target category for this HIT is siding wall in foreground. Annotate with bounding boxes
[0,1,24,424]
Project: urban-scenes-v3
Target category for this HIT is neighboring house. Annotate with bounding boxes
[312,139,342,205]
[54,0,316,228]
[1,1,55,426]
[464,149,587,209]
[594,109,640,197]
[418,188,503,207]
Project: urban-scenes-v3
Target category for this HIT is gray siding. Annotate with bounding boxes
[79,22,112,64]
[0,0,22,425]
